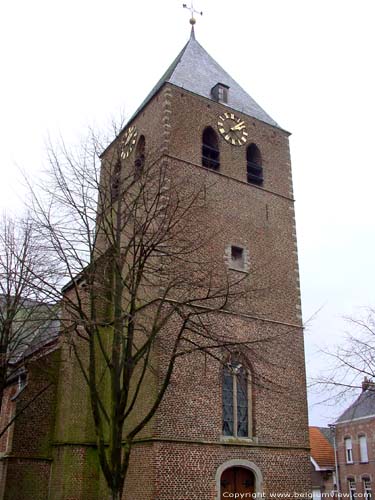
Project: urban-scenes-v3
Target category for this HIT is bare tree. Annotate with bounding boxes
[0,214,58,422]
[28,128,279,500]
[312,309,375,406]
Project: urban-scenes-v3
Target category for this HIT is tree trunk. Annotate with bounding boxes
[111,490,122,500]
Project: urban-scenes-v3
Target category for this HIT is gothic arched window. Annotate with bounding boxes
[134,135,146,179]
[202,127,220,171]
[246,143,263,186]
[222,359,251,438]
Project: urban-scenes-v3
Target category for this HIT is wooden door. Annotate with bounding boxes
[220,467,254,499]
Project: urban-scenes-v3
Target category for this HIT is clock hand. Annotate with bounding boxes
[124,134,133,145]
[231,121,246,131]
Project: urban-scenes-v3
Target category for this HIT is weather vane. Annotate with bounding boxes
[183,1,203,26]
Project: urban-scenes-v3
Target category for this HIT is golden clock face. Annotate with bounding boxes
[120,126,138,159]
[217,112,248,146]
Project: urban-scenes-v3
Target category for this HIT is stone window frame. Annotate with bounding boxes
[221,356,253,441]
[224,244,250,273]
[215,460,263,500]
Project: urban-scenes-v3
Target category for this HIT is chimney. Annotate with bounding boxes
[362,377,375,392]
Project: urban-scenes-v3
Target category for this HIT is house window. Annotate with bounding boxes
[348,479,356,500]
[202,127,220,170]
[211,83,229,103]
[134,135,145,179]
[359,435,369,463]
[363,478,372,500]
[222,360,251,438]
[247,143,263,186]
[345,437,353,463]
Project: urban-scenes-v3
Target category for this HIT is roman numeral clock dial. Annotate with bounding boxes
[217,112,248,146]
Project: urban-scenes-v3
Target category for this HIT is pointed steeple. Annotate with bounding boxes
[129,35,280,129]
[190,24,196,40]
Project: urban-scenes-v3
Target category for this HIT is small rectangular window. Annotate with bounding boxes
[345,438,353,463]
[359,435,369,462]
[231,246,244,270]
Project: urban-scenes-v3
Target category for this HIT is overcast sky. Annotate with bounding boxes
[1,0,374,425]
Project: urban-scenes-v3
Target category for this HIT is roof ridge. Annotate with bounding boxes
[336,389,375,423]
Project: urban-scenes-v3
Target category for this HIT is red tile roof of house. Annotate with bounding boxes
[309,426,335,468]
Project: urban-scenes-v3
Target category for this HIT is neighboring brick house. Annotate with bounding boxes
[0,26,311,499]
[334,379,375,500]
[309,427,336,499]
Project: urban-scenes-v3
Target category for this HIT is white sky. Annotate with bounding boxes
[1,0,375,426]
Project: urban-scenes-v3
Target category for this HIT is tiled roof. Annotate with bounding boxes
[309,426,335,468]
[0,297,60,365]
[128,30,280,129]
[336,388,375,423]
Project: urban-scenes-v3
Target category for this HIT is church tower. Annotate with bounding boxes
[47,24,311,500]
[107,28,311,500]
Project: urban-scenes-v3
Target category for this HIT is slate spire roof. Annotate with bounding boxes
[130,31,280,129]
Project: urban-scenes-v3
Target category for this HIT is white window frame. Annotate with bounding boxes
[363,478,372,500]
[348,479,356,500]
[345,437,354,464]
[359,435,369,463]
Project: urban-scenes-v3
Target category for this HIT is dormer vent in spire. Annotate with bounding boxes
[211,83,229,104]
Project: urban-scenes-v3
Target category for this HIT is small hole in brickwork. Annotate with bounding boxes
[231,246,245,270]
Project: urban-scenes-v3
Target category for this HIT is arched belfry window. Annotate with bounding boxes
[111,159,121,200]
[202,127,220,171]
[134,135,145,179]
[247,143,263,186]
[222,358,251,438]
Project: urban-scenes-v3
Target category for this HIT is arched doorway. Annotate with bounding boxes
[220,466,255,499]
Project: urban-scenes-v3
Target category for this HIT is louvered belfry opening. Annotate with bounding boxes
[134,135,145,179]
[111,160,122,200]
[246,143,263,186]
[202,127,220,170]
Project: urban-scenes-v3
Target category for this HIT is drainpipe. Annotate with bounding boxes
[329,424,340,497]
